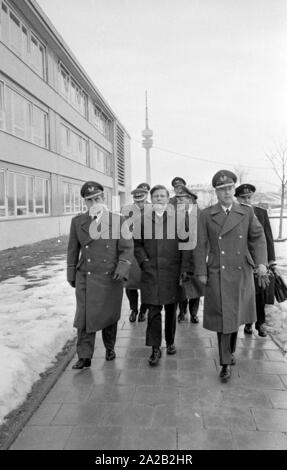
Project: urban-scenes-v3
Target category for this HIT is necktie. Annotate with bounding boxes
[226,209,230,215]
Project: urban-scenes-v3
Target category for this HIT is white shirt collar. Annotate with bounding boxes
[221,204,232,214]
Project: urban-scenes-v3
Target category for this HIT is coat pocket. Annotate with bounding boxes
[245,252,255,268]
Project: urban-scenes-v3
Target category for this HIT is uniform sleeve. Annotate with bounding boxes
[133,214,149,267]
[192,210,208,276]
[67,218,81,282]
[263,211,276,264]
[248,209,268,266]
[114,216,134,280]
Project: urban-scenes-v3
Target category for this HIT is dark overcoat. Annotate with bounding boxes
[194,202,267,333]
[253,206,276,304]
[67,210,133,333]
[134,205,192,305]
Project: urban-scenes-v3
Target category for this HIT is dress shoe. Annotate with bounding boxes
[219,365,231,382]
[129,309,138,322]
[231,354,236,366]
[244,323,253,335]
[72,358,91,369]
[190,314,199,324]
[178,312,186,322]
[105,349,116,361]
[138,311,146,322]
[166,344,177,355]
[148,347,161,366]
[256,324,267,337]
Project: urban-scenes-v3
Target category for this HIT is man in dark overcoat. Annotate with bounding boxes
[175,185,204,324]
[235,184,276,337]
[134,184,193,366]
[122,186,150,322]
[194,170,268,382]
[67,181,133,369]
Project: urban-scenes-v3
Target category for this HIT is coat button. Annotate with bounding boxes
[238,266,242,270]
[87,272,91,275]
[221,251,225,255]
[86,245,89,249]
[87,259,91,262]
[239,235,243,239]
[103,259,107,262]
[106,245,109,248]
[222,265,225,269]
[237,251,240,255]
[219,236,222,240]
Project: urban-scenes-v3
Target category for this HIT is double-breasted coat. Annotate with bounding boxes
[67,210,134,333]
[194,202,267,333]
[134,204,193,305]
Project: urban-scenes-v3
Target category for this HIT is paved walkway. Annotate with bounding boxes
[11,298,287,450]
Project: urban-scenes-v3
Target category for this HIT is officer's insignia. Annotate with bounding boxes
[88,186,95,193]
[219,174,227,182]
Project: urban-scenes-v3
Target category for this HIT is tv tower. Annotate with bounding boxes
[142,91,153,186]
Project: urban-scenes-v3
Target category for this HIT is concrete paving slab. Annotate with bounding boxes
[9,303,287,450]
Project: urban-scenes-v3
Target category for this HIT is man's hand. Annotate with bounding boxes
[197,275,208,285]
[68,280,76,288]
[257,274,270,289]
[257,264,267,276]
[180,272,189,282]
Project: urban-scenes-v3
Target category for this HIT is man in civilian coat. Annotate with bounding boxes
[194,170,268,382]
[235,184,276,337]
[134,184,194,366]
[67,181,133,369]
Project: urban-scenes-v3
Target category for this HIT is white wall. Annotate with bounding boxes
[0,215,73,250]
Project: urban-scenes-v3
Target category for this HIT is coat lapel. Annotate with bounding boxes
[220,202,246,236]
[210,202,227,228]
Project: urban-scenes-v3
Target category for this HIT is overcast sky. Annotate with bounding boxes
[37,0,287,192]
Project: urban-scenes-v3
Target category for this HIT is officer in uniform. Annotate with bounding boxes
[123,187,149,322]
[67,181,133,369]
[194,170,267,382]
[235,183,276,337]
[175,186,204,323]
[169,177,187,206]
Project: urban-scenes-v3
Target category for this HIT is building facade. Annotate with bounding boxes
[0,0,131,250]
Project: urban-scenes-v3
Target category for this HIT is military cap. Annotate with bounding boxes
[131,187,148,201]
[212,170,237,189]
[234,184,256,198]
[175,186,198,200]
[80,181,104,199]
[171,176,186,187]
[137,182,150,192]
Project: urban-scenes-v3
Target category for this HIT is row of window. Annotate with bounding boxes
[0,1,46,78]
[0,169,114,218]
[0,170,50,218]
[0,80,113,175]
[0,81,47,148]
[0,1,113,140]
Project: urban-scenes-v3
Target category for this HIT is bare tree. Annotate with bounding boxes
[266,140,287,239]
[233,165,249,184]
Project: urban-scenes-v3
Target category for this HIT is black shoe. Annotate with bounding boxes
[166,344,177,355]
[106,349,116,361]
[190,314,199,324]
[178,313,186,322]
[244,323,253,335]
[129,309,138,322]
[256,324,267,337]
[138,311,146,322]
[219,365,231,382]
[148,347,161,366]
[72,358,91,369]
[231,354,236,366]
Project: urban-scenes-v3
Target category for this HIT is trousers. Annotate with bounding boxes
[76,322,118,359]
[217,331,238,365]
[146,303,177,347]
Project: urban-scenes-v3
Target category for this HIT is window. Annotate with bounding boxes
[91,144,112,176]
[0,169,50,218]
[0,82,47,148]
[60,123,88,165]
[93,105,111,140]
[58,64,88,118]
[0,2,46,79]
[63,182,85,214]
